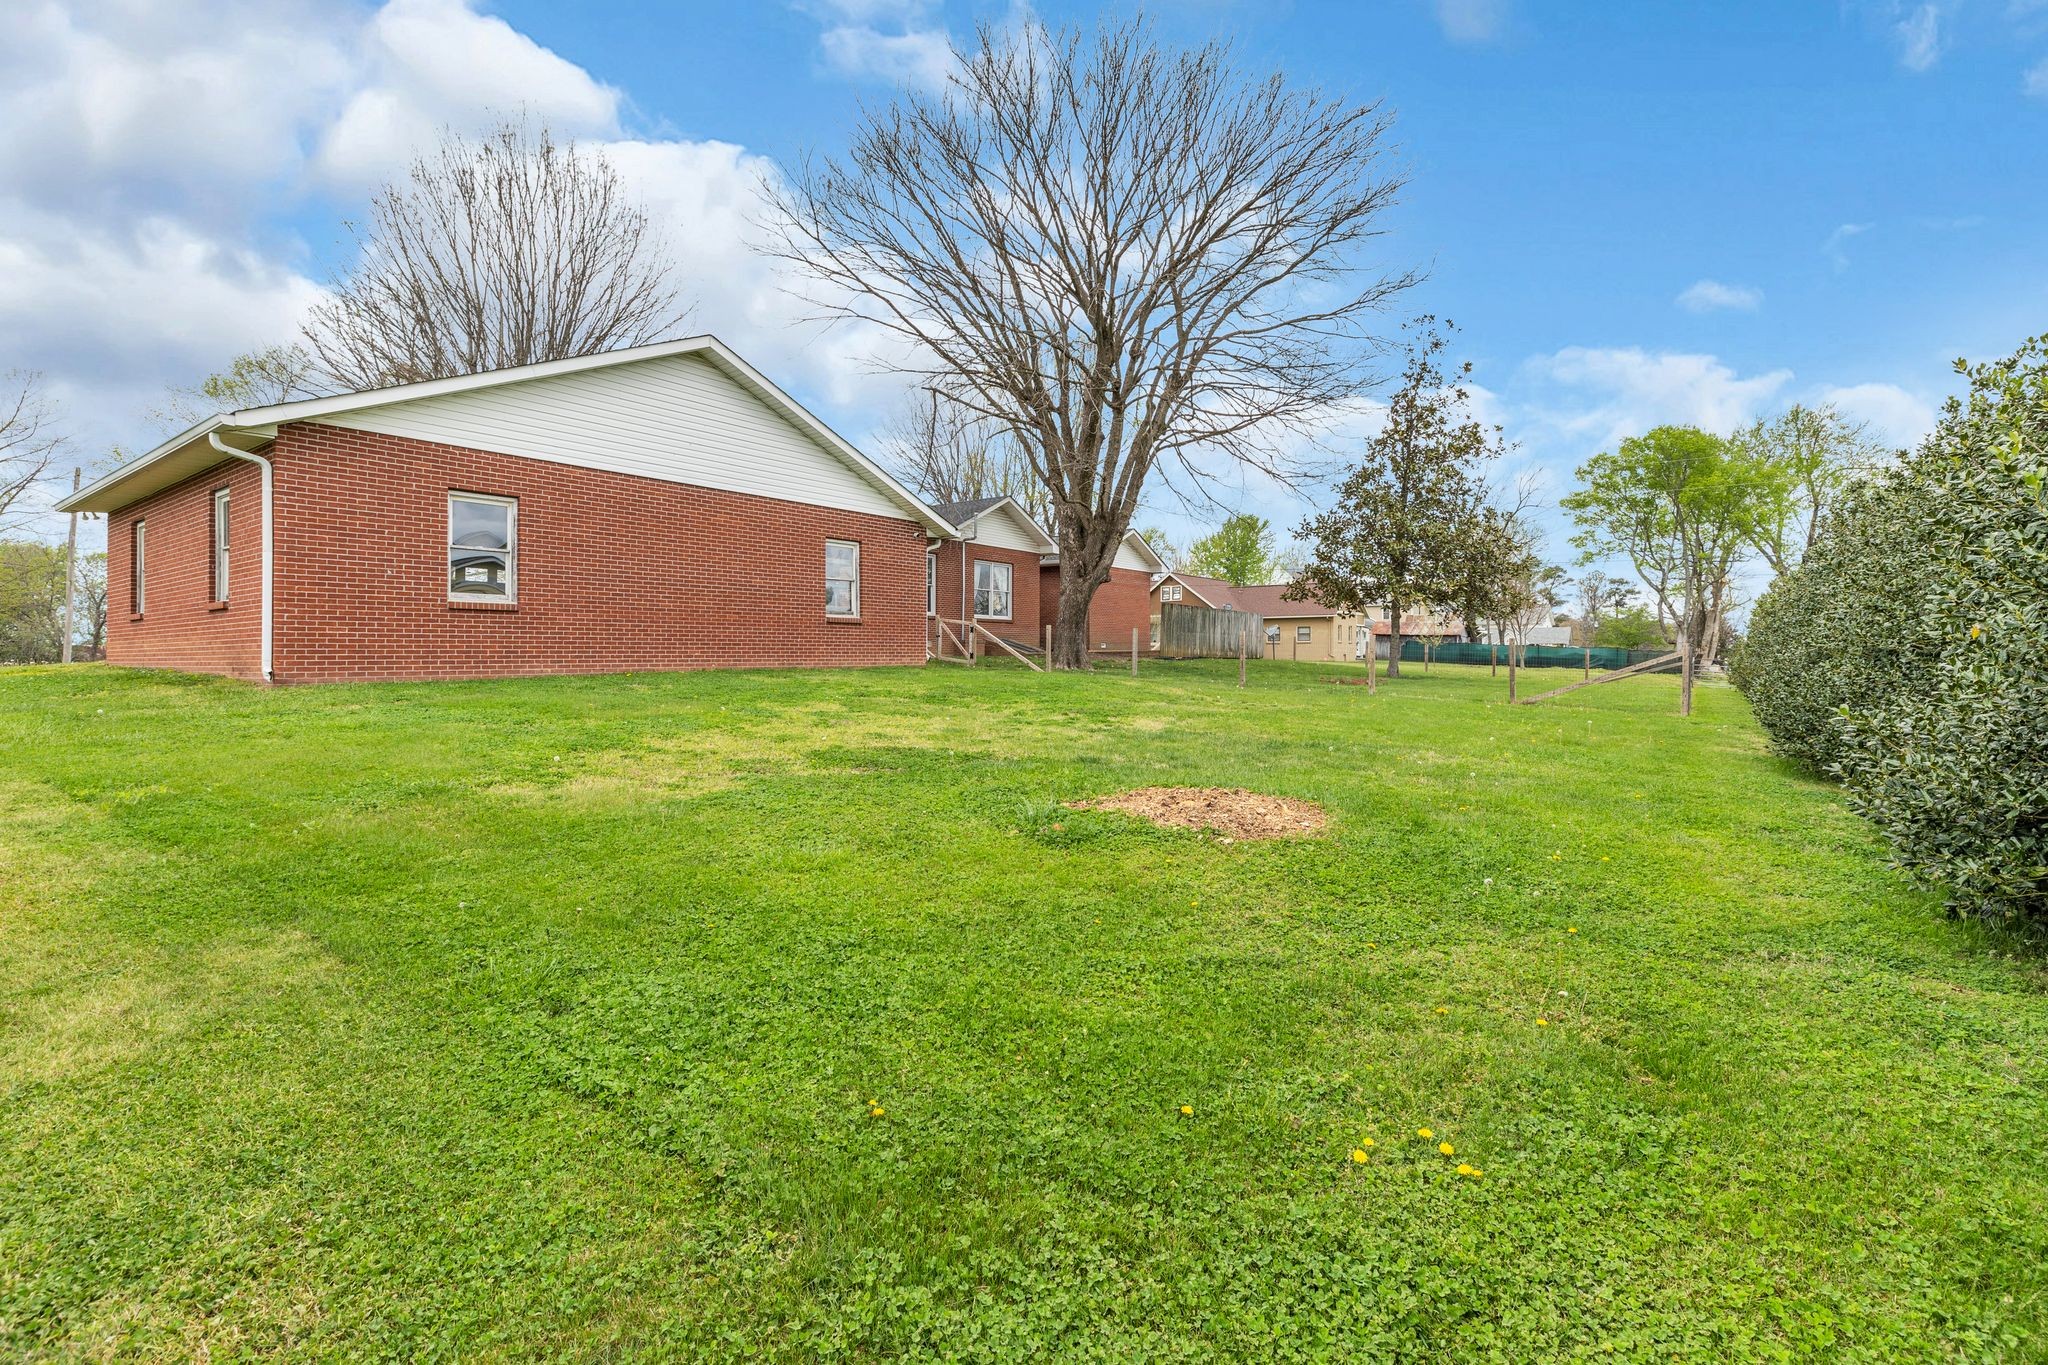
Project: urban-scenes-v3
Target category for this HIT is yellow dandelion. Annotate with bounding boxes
[1600,855,1611,862]
[1465,1167,1483,1179]
[1360,1136,1374,1147]
[1366,941,1377,949]
[870,1106,885,1117]
[1567,927,1578,934]
[1434,1006,1449,1015]
[1536,1017,1550,1027]
[1179,1105,1193,1116]
[1456,1163,1474,1175]
[1417,1127,1433,1139]
[1350,1148,1370,1164]
[1438,1141,1455,1156]
[1970,624,1983,640]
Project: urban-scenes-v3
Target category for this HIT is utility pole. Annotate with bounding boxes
[61,467,79,664]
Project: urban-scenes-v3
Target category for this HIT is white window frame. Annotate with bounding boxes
[927,549,938,615]
[211,488,231,603]
[448,492,518,603]
[973,559,1013,620]
[1296,625,1313,643]
[131,519,145,615]
[1161,582,1182,603]
[826,538,861,617]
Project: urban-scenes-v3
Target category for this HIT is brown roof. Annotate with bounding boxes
[1162,574,1335,616]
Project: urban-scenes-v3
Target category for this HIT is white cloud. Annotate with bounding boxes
[1675,279,1763,313]
[1517,347,1794,449]
[1815,381,1938,449]
[314,0,621,186]
[1894,3,1944,70]
[817,25,958,89]
[1433,0,1510,43]
[1823,222,1870,271]
[2025,56,2048,98]
[797,0,958,89]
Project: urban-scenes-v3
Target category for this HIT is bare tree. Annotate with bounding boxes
[305,119,689,391]
[881,386,1049,525]
[768,18,1413,667]
[0,371,62,534]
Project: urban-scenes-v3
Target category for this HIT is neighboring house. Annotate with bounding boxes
[58,336,959,683]
[1476,622,1573,647]
[927,495,1057,653]
[1150,573,1373,661]
[1365,610,1469,660]
[1039,529,1169,653]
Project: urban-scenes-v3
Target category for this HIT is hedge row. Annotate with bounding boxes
[1732,337,2047,927]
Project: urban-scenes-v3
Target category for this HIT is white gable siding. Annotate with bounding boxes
[312,352,907,521]
[968,502,1050,553]
[1113,537,1158,571]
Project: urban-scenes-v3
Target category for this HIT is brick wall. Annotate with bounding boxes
[106,459,264,679]
[1036,563,1156,654]
[108,423,932,682]
[930,538,1044,653]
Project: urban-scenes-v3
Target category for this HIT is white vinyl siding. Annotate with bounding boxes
[1112,536,1159,572]
[966,503,1049,553]
[314,352,905,521]
[974,560,1013,619]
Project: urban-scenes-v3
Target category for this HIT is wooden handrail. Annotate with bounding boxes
[1512,651,1681,704]
[971,621,1043,672]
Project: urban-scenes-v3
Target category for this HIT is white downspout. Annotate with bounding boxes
[208,430,273,682]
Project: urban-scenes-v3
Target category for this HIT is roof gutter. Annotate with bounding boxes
[207,431,274,683]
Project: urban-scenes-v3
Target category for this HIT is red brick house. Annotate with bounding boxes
[926,495,1058,655]
[59,337,959,683]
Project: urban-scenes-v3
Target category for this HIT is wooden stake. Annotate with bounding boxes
[1583,644,1591,680]
[1679,624,1694,716]
[1508,640,1517,703]
[1131,626,1138,678]
[1238,625,1247,688]
[1045,624,1053,669]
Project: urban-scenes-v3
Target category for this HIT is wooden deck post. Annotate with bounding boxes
[1131,627,1138,677]
[1045,624,1053,668]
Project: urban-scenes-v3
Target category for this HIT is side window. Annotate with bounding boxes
[131,519,146,615]
[449,493,517,600]
[1296,625,1312,643]
[211,488,231,603]
[973,560,1013,618]
[927,550,938,615]
[826,539,860,616]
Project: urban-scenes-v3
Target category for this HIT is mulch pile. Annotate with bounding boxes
[1068,786,1327,841]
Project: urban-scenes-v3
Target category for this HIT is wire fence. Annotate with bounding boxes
[1397,641,1680,672]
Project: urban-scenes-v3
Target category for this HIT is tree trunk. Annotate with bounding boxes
[1052,577,1097,670]
[1385,600,1403,678]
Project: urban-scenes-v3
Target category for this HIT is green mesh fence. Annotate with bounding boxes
[1395,641,1675,671]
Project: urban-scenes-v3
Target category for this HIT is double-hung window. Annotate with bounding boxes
[211,488,231,603]
[927,550,938,615]
[1296,625,1312,643]
[1161,582,1182,603]
[449,493,517,601]
[131,520,146,615]
[973,560,1012,619]
[826,539,860,617]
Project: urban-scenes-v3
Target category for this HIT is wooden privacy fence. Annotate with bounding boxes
[1158,602,1265,659]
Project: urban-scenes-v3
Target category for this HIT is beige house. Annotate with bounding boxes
[1149,573,1465,660]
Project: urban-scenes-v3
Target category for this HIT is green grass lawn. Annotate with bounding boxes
[2,659,2044,1361]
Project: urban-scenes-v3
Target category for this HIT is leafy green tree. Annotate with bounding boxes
[1592,604,1667,649]
[152,345,322,432]
[1292,320,1500,677]
[1729,403,1888,576]
[1186,513,1276,585]
[1136,525,1186,572]
[0,540,66,662]
[1563,425,1755,704]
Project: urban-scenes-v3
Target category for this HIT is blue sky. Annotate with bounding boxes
[6,0,2046,566]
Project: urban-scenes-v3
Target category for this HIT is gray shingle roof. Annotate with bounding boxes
[929,495,1010,525]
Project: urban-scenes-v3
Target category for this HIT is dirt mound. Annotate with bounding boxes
[1069,786,1327,840]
